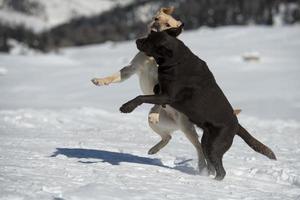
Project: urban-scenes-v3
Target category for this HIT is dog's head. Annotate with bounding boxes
[136,31,181,66]
[149,7,183,36]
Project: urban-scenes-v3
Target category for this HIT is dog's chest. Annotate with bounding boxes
[158,66,176,80]
[157,66,177,94]
[137,58,158,95]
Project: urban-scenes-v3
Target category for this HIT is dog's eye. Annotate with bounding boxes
[166,23,171,27]
[154,17,159,21]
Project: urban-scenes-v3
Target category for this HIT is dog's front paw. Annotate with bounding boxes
[120,101,139,113]
[148,113,160,124]
[91,78,111,86]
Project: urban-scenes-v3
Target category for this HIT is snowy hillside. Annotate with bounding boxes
[0,0,132,31]
[0,26,300,199]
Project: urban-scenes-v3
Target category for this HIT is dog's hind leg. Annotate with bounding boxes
[178,114,207,174]
[205,123,237,180]
[201,127,215,176]
[147,106,177,155]
[147,134,172,155]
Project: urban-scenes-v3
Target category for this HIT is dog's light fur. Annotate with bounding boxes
[92,51,206,171]
[149,7,182,32]
[91,7,239,172]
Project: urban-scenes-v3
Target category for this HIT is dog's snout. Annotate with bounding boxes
[136,39,142,46]
[136,39,145,51]
[151,22,160,31]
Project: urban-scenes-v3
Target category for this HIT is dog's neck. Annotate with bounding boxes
[156,53,188,68]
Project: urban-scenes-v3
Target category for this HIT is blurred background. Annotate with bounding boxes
[0,0,299,118]
[0,0,300,52]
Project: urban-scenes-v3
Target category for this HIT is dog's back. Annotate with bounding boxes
[158,40,237,128]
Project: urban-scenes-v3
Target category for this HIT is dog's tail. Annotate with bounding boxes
[237,124,277,160]
[233,109,242,115]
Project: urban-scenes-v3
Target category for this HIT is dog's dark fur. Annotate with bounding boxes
[120,31,276,180]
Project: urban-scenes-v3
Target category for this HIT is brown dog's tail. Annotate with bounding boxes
[233,109,242,115]
[237,124,277,160]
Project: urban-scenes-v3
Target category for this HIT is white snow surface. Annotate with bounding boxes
[0,26,300,199]
[0,67,7,75]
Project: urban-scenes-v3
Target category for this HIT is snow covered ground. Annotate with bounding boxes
[0,26,300,200]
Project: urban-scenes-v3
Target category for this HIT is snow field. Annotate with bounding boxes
[0,26,300,199]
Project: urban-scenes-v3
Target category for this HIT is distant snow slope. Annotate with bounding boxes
[0,26,300,199]
[0,0,132,31]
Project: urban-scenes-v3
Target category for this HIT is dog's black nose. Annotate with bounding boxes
[151,22,160,31]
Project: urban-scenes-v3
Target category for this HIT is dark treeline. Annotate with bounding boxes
[2,0,42,15]
[1,0,300,52]
[0,23,49,52]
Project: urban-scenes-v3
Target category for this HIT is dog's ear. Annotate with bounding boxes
[164,23,184,37]
[160,7,175,15]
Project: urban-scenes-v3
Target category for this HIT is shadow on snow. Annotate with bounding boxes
[51,148,197,175]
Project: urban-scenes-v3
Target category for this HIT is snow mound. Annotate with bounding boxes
[7,39,39,55]
[242,51,261,62]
